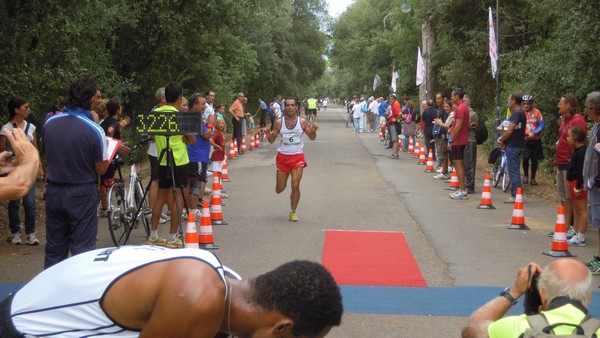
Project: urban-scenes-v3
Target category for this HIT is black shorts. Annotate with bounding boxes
[308,108,317,116]
[450,144,466,161]
[188,161,208,183]
[523,139,544,161]
[148,155,159,181]
[158,165,189,189]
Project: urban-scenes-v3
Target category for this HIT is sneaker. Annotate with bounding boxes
[589,261,600,275]
[566,228,577,240]
[98,208,109,218]
[436,167,444,173]
[289,211,299,222]
[434,173,450,180]
[194,209,203,222]
[504,197,515,204]
[26,233,40,246]
[146,236,167,246]
[523,176,529,184]
[165,238,183,248]
[449,190,468,200]
[530,178,538,186]
[10,233,21,245]
[568,236,586,247]
[388,154,399,159]
[586,255,600,268]
[158,216,167,224]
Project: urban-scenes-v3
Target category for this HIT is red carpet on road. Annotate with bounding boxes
[322,230,426,287]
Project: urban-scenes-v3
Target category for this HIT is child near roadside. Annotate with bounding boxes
[210,118,226,183]
[566,125,588,246]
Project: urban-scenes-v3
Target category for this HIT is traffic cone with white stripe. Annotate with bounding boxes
[507,187,529,230]
[210,172,228,225]
[255,133,261,148]
[413,140,420,158]
[408,136,414,153]
[379,128,383,140]
[234,139,238,156]
[221,160,231,182]
[543,205,575,257]
[445,170,459,191]
[477,173,495,209]
[241,137,247,153]
[229,141,236,159]
[424,149,435,172]
[184,213,198,249]
[418,146,426,165]
[250,136,255,150]
[199,200,219,249]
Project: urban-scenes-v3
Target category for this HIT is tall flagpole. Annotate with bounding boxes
[495,0,501,131]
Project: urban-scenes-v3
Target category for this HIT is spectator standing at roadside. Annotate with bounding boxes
[497,92,527,203]
[378,97,387,136]
[256,97,268,128]
[566,125,588,246]
[368,96,379,132]
[434,93,448,169]
[0,96,42,245]
[229,92,245,154]
[522,95,545,185]
[448,88,470,200]
[351,97,362,134]
[210,117,226,180]
[203,90,216,121]
[42,77,109,269]
[463,95,478,194]
[556,94,587,231]
[270,96,282,130]
[401,100,417,153]
[582,92,600,272]
[147,88,167,225]
[433,98,452,180]
[387,94,402,158]
[421,99,438,163]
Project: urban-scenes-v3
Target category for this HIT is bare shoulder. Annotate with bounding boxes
[104,259,226,335]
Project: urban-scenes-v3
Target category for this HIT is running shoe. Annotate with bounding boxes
[146,236,167,246]
[10,233,21,245]
[566,228,576,240]
[98,208,109,218]
[289,211,299,222]
[568,236,586,247]
[26,233,40,246]
[433,173,450,180]
[165,238,183,249]
[589,260,600,275]
[586,255,600,268]
[449,190,468,200]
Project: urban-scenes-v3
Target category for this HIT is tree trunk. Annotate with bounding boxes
[420,19,436,102]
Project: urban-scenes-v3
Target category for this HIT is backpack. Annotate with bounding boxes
[520,313,600,338]
[267,102,274,117]
[475,113,488,145]
[361,103,368,113]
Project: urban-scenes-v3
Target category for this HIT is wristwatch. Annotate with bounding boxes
[500,287,518,306]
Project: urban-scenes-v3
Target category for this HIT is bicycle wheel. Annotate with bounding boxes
[492,159,502,188]
[346,115,352,128]
[134,180,151,238]
[108,183,130,246]
[502,169,511,193]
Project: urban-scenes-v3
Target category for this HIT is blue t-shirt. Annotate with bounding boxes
[43,108,108,184]
[187,122,210,163]
[505,108,527,148]
[378,101,388,117]
[259,100,267,110]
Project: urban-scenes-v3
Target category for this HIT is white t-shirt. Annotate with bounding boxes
[352,102,362,119]
[0,121,36,144]
[273,102,282,118]
[369,100,379,114]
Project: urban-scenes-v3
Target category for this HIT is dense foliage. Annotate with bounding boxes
[0,0,328,129]
[329,0,600,168]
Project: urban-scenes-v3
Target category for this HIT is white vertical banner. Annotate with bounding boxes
[373,74,381,91]
[489,7,498,78]
[391,66,397,93]
[416,47,425,86]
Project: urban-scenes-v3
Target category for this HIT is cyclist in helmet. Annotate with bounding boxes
[522,94,545,186]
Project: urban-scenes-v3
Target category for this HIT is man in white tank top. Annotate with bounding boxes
[265,97,318,222]
[1,245,343,338]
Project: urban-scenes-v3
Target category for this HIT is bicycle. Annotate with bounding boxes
[346,112,353,128]
[106,139,152,246]
[490,146,511,193]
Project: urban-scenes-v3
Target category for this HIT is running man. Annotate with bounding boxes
[306,96,320,123]
[266,97,318,221]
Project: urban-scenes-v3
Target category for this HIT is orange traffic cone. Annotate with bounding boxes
[184,212,198,249]
[477,173,495,209]
[413,140,420,158]
[445,170,459,191]
[234,139,238,156]
[507,187,529,230]
[379,129,383,140]
[408,136,414,153]
[241,137,247,153]
[425,149,435,172]
[198,200,219,249]
[229,141,236,159]
[255,133,261,148]
[543,205,575,257]
[221,160,231,182]
[250,136,255,150]
[210,172,228,225]
[418,146,426,165]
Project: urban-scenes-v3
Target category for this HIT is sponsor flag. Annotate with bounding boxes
[416,47,425,86]
[373,74,382,91]
[391,67,398,93]
[489,7,498,78]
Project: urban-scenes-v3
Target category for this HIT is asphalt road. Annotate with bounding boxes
[2,105,600,337]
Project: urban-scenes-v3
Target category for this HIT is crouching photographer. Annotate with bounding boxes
[462,259,600,337]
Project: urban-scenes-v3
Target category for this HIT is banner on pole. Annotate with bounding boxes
[416,47,425,86]
[489,7,498,78]
[373,74,382,91]
[391,67,398,93]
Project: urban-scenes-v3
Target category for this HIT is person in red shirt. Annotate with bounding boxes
[210,118,226,178]
[449,87,470,200]
[555,94,587,232]
[387,94,402,159]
